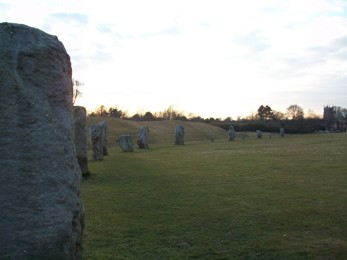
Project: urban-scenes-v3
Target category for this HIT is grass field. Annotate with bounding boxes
[82,131,347,259]
[86,117,229,146]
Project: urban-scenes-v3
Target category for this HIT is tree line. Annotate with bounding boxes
[75,78,345,133]
[89,105,202,121]
[88,104,332,133]
[89,104,319,121]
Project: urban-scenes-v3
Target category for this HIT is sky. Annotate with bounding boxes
[1,0,347,119]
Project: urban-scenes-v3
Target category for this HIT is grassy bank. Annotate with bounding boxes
[86,117,229,146]
[82,133,347,259]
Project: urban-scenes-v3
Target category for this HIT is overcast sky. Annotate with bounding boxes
[1,0,347,118]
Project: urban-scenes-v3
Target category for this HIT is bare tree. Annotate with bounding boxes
[162,105,185,120]
[243,112,259,121]
[163,105,176,119]
[306,109,321,119]
[272,110,286,121]
[286,104,304,120]
[257,105,273,120]
[72,79,84,104]
[136,108,146,118]
[109,106,128,119]
[94,105,108,117]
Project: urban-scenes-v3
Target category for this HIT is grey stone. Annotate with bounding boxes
[0,23,84,259]
[256,130,262,139]
[137,126,149,148]
[74,106,88,174]
[119,134,134,152]
[280,127,285,137]
[97,121,108,156]
[228,125,236,140]
[89,124,103,161]
[175,125,185,145]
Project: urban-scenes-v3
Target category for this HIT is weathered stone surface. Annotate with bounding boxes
[74,106,88,174]
[175,125,185,145]
[97,121,108,155]
[280,127,285,137]
[228,125,236,140]
[0,23,83,259]
[89,124,103,161]
[119,134,134,152]
[256,130,262,139]
[137,126,149,149]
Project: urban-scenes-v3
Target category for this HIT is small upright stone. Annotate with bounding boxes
[89,124,104,160]
[137,126,149,149]
[119,134,134,152]
[280,127,285,137]
[74,106,88,174]
[175,125,185,145]
[0,23,83,259]
[228,125,236,140]
[98,121,108,155]
[256,130,262,139]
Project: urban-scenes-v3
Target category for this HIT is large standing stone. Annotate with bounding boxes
[118,134,134,152]
[175,125,185,145]
[137,126,149,149]
[97,121,108,155]
[74,106,88,175]
[0,23,83,258]
[228,125,236,140]
[89,124,103,161]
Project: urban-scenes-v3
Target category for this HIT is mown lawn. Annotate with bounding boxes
[82,133,347,259]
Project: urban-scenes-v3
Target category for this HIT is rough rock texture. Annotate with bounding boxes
[228,125,236,141]
[89,124,103,161]
[74,106,88,174]
[0,23,84,258]
[119,134,134,152]
[97,121,108,156]
[175,125,185,145]
[137,126,149,149]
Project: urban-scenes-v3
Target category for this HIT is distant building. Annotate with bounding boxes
[323,106,347,131]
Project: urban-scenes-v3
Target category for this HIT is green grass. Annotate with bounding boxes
[86,117,228,146]
[82,133,347,259]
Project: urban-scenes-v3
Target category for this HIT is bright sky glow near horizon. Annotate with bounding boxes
[1,0,347,118]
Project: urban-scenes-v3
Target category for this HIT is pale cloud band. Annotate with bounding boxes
[1,0,346,118]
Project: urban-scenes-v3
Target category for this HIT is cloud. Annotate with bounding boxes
[333,35,347,47]
[232,31,270,56]
[96,23,114,33]
[89,46,114,63]
[329,35,347,60]
[0,2,10,9]
[199,22,211,28]
[0,2,11,21]
[43,12,89,34]
[139,27,181,39]
[2,0,347,118]
[50,12,88,24]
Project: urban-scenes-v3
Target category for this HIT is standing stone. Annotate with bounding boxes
[118,134,134,152]
[74,106,88,175]
[97,121,108,156]
[0,23,84,258]
[137,126,149,149]
[256,130,262,139]
[89,124,103,160]
[228,125,236,140]
[175,125,185,145]
[280,127,285,137]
